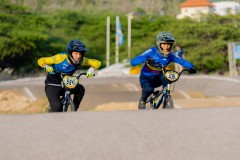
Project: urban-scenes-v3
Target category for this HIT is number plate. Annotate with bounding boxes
[164,71,179,82]
[62,76,79,89]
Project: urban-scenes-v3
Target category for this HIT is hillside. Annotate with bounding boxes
[8,0,185,16]
[1,0,240,74]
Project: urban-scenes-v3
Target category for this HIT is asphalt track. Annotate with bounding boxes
[0,107,240,160]
[0,75,240,160]
[0,74,239,110]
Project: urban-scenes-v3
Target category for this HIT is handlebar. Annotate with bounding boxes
[49,70,88,79]
[162,68,188,83]
[175,68,188,77]
[76,72,87,79]
[146,59,190,77]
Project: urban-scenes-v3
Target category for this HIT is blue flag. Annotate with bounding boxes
[116,17,124,46]
[234,45,240,60]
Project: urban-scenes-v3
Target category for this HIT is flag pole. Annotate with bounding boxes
[128,15,132,60]
[106,16,110,67]
[115,16,119,64]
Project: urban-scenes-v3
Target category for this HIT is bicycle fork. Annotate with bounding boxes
[165,84,171,96]
[62,91,70,112]
[155,84,171,109]
[163,84,171,99]
[162,84,173,108]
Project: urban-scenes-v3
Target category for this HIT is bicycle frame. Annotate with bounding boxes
[153,84,170,108]
[146,68,188,110]
[60,72,87,112]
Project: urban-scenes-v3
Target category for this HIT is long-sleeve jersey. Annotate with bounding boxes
[38,52,101,84]
[130,46,194,76]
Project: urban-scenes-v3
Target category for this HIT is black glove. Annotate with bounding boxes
[146,58,163,68]
[146,58,155,66]
[188,66,197,74]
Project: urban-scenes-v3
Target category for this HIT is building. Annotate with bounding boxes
[212,1,240,16]
[177,0,240,19]
[176,0,214,19]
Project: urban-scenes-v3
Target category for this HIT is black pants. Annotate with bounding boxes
[45,84,85,112]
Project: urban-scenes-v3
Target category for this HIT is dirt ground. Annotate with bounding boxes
[94,97,240,111]
[1,90,240,114]
[0,90,48,114]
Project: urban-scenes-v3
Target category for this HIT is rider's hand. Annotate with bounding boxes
[87,67,95,78]
[44,65,54,72]
[146,58,155,66]
[146,58,162,68]
[188,66,197,74]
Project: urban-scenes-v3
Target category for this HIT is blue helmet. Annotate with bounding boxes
[66,39,88,65]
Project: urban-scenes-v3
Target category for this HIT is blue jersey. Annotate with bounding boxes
[130,46,194,76]
[51,52,77,75]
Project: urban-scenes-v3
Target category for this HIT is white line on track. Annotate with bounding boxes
[23,87,37,101]
[174,103,181,109]
[125,83,139,92]
[178,90,191,99]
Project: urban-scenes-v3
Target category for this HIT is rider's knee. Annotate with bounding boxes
[50,102,62,112]
[77,84,85,95]
[143,87,154,94]
[81,85,85,93]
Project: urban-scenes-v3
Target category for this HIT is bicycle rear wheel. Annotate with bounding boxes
[145,97,153,109]
[163,97,174,109]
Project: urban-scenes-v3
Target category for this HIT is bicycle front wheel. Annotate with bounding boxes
[163,97,174,109]
[69,99,76,111]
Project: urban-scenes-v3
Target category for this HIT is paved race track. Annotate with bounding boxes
[0,74,239,110]
[0,107,240,160]
[0,75,240,160]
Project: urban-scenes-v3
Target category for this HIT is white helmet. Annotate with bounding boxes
[156,31,175,56]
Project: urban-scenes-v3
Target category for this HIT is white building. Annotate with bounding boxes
[212,1,240,16]
[176,0,214,19]
[176,0,240,20]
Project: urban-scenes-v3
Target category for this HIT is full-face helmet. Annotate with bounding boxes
[66,39,88,65]
[156,31,175,56]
